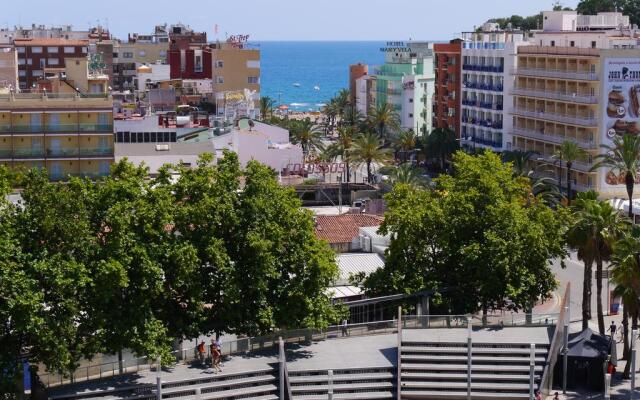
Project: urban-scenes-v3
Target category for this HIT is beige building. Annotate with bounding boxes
[211,42,260,116]
[0,46,17,91]
[511,10,640,199]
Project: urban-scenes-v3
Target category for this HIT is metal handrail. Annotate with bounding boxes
[540,283,570,395]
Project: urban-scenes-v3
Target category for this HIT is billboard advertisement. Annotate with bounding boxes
[602,58,640,187]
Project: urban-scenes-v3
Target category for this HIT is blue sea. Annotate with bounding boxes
[255,41,385,111]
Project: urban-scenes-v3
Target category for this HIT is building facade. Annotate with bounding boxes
[511,10,640,198]
[15,38,89,90]
[433,40,462,138]
[0,46,18,91]
[0,92,114,180]
[373,41,435,134]
[460,25,529,152]
[349,63,368,105]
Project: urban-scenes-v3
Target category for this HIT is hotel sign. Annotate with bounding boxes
[380,41,411,53]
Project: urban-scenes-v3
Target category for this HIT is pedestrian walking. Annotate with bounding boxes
[608,321,618,342]
[210,339,222,373]
[197,341,206,364]
[341,319,348,336]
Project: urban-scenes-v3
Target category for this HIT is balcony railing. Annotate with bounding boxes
[511,107,597,127]
[527,151,594,173]
[0,124,113,133]
[462,64,504,73]
[14,148,45,158]
[461,99,504,111]
[511,88,597,104]
[511,68,598,81]
[50,171,110,182]
[0,149,11,158]
[462,81,504,92]
[12,125,43,133]
[79,147,113,157]
[47,148,79,157]
[461,117,503,130]
[461,135,503,149]
[511,128,597,149]
[79,124,114,132]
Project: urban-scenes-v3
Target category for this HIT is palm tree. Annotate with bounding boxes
[334,89,351,117]
[290,119,324,162]
[528,170,562,207]
[569,194,628,334]
[393,130,417,163]
[502,149,537,176]
[259,96,275,121]
[554,141,587,206]
[341,105,363,129]
[321,100,339,135]
[331,127,355,183]
[609,230,640,377]
[388,163,429,188]
[351,132,391,184]
[591,133,640,220]
[313,145,335,182]
[421,127,459,172]
[368,103,400,140]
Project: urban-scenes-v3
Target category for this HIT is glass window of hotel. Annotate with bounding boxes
[39,59,45,68]
[216,76,224,84]
[18,70,25,77]
[48,58,59,66]
[27,58,33,65]
[32,70,43,77]
[215,60,224,68]
[17,47,25,54]
[248,76,259,84]
[195,55,203,72]
[64,46,75,54]
[17,58,25,65]
[31,47,43,53]
[47,46,59,53]
[247,60,260,69]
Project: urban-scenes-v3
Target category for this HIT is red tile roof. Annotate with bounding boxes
[314,214,383,244]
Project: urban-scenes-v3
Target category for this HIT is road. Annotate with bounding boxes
[551,252,611,324]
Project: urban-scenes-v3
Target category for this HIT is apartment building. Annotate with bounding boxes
[211,41,260,110]
[369,41,435,134]
[460,24,530,152]
[0,24,94,45]
[511,10,640,198]
[14,38,89,90]
[0,92,114,181]
[349,63,368,105]
[0,47,18,91]
[433,39,462,138]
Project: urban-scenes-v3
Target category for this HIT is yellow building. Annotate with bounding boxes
[0,92,114,181]
[510,11,640,198]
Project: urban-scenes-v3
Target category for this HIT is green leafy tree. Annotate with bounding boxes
[289,119,324,162]
[361,152,568,318]
[388,163,429,188]
[259,96,275,120]
[502,149,537,176]
[351,132,392,184]
[591,133,640,219]
[328,127,356,183]
[421,127,459,171]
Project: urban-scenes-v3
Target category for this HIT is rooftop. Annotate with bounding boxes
[13,38,89,46]
[336,253,385,285]
[314,214,383,244]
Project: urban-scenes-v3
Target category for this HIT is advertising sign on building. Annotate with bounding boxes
[601,58,640,187]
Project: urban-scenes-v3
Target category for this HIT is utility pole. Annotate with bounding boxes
[563,306,569,394]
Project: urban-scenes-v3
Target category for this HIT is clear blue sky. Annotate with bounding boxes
[7,0,580,41]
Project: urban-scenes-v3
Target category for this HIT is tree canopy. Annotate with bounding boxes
[358,151,569,315]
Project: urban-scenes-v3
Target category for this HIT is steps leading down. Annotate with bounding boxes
[49,367,279,400]
[400,341,549,400]
[288,366,396,400]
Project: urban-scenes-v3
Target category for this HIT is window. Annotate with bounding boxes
[32,70,43,77]
[31,46,43,53]
[194,55,203,72]
[82,47,88,53]
[39,59,45,68]
[113,52,119,58]
[247,60,260,69]
[18,70,25,77]
[19,82,26,89]
[570,41,575,47]
[27,59,33,65]
[138,50,146,57]
[215,60,224,68]
[47,46,58,53]
[123,52,133,59]
[48,58,59,66]
[216,76,224,84]
[550,40,555,47]
[17,58,25,65]
[159,50,167,57]
[409,98,413,103]
[408,113,413,118]
[247,76,259,84]
[17,47,25,54]
[591,41,597,48]
[64,47,75,54]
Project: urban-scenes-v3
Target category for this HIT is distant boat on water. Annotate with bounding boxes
[293,83,301,87]
[313,85,320,91]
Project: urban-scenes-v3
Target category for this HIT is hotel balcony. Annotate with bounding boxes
[511,107,597,127]
[79,147,113,157]
[512,88,597,105]
[462,64,504,73]
[1,124,114,134]
[511,128,597,149]
[511,68,597,81]
[0,147,112,159]
[461,135,503,150]
[13,148,46,159]
[461,99,503,111]
[462,81,503,92]
[461,116,503,130]
[526,151,594,173]
[49,171,110,182]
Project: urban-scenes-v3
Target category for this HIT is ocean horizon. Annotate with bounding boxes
[255,41,386,111]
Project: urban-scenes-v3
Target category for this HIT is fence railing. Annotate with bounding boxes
[402,312,558,329]
[540,283,570,395]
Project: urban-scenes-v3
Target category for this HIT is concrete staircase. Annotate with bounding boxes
[288,366,396,400]
[49,367,279,400]
[399,341,549,400]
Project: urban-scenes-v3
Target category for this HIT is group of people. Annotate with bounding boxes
[197,339,223,373]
